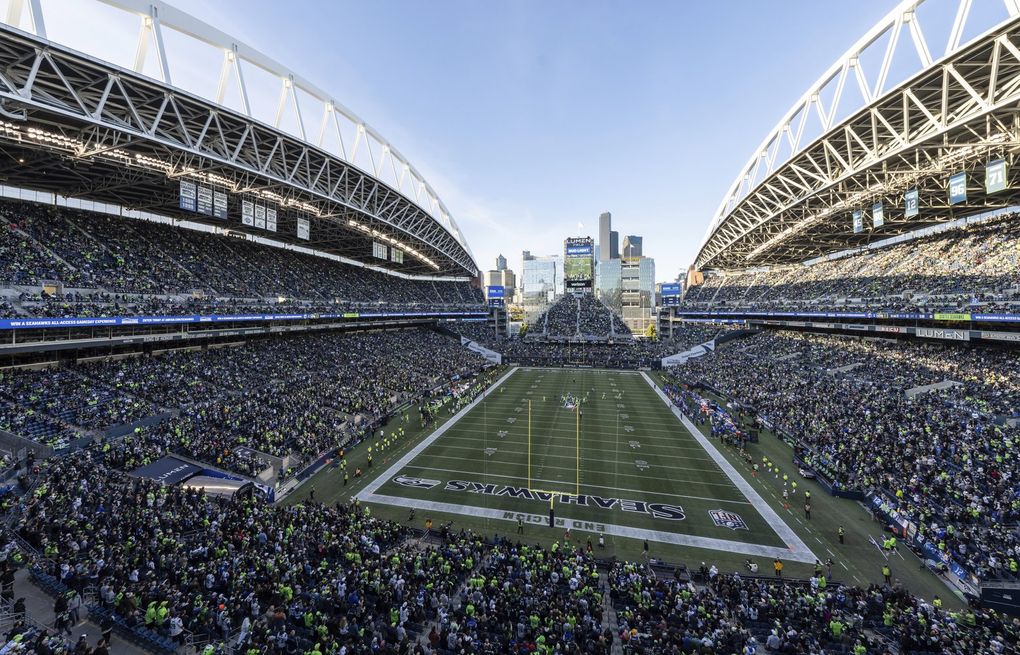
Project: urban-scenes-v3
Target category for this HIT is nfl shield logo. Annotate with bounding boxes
[709,509,749,530]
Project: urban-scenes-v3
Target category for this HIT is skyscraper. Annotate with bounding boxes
[598,212,612,261]
[609,230,619,259]
[623,235,643,258]
[496,254,507,271]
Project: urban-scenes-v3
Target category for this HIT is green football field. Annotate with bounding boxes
[356,367,816,563]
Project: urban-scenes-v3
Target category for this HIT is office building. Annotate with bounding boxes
[596,258,623,313]
[598,212,613,261]
[483,268,516,296]
[623,235,643,258]
[520,252,563,321]
[495,254,507,271]
[620,255,655,334]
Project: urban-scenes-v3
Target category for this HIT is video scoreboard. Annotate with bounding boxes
[564,237,594,292]
[660,282,681,307]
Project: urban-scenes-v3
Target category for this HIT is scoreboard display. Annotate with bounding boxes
[487,285,505,307]
[660,282,681,307]
[564,237,594,291]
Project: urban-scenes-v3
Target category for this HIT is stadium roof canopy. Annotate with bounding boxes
[696,0,1020,272]
[0,0,477,277]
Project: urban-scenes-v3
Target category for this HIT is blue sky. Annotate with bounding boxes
[31,0,950,280]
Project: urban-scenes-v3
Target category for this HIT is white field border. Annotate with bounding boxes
[638,371,816,563]
[357,367,817,563]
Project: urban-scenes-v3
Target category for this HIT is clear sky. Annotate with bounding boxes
[27,0,917,281]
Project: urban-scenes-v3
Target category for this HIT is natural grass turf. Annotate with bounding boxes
[364,368,790,549]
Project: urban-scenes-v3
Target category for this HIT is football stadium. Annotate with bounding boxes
[0,1,1019,654]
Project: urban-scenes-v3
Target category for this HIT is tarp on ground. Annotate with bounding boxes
[131,456,201,485]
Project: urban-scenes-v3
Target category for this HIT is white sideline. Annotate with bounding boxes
[638,371,816,563]
[356,366,520,498]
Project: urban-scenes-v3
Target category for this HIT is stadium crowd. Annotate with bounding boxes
[11,449,1020,655]
[681,213,1020,316]
[442,322,499,348]
[530,295,630,340]
[502,325,725,369]
[668,330,1020,582]
[0,199,483,319]
[612,562,1019,655]
[1,329,488,477]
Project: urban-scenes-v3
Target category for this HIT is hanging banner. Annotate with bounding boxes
[196,185,213,215]
[213,190,228,219]
[872,202,884,228]
[241,200,254,226]
[179,180,197,212]
[904,188,919,218]
[985,159,1007,194]
[948,172,967,205]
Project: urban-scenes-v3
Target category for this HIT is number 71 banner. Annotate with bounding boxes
[986,159,1007,194]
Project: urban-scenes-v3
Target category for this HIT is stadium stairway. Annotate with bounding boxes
[601,572,624,655]
[13,567,147,654]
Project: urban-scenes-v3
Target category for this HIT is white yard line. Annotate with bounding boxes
[397,464,752,506]
[432,440,722,468]
[454,417,705,439]
[405,452,750,489]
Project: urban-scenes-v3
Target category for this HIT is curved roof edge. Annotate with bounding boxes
[2,0,477,272]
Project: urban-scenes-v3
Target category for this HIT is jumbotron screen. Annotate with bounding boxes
[564,237,594,290]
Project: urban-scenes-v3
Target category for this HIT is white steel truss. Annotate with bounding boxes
[0,0,476,275]
[697,0,1020,271]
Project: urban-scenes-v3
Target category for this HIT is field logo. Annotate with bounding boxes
[709,509,749,531]
[393,475,441,489]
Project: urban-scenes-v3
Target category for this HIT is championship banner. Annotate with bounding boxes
[196,185,213,215]
[179,180,197,211]
[254,204,266,229]
[266,207,277,232]
[213,190,228,219]
[241,200,254,226]
[297,217,310,240]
